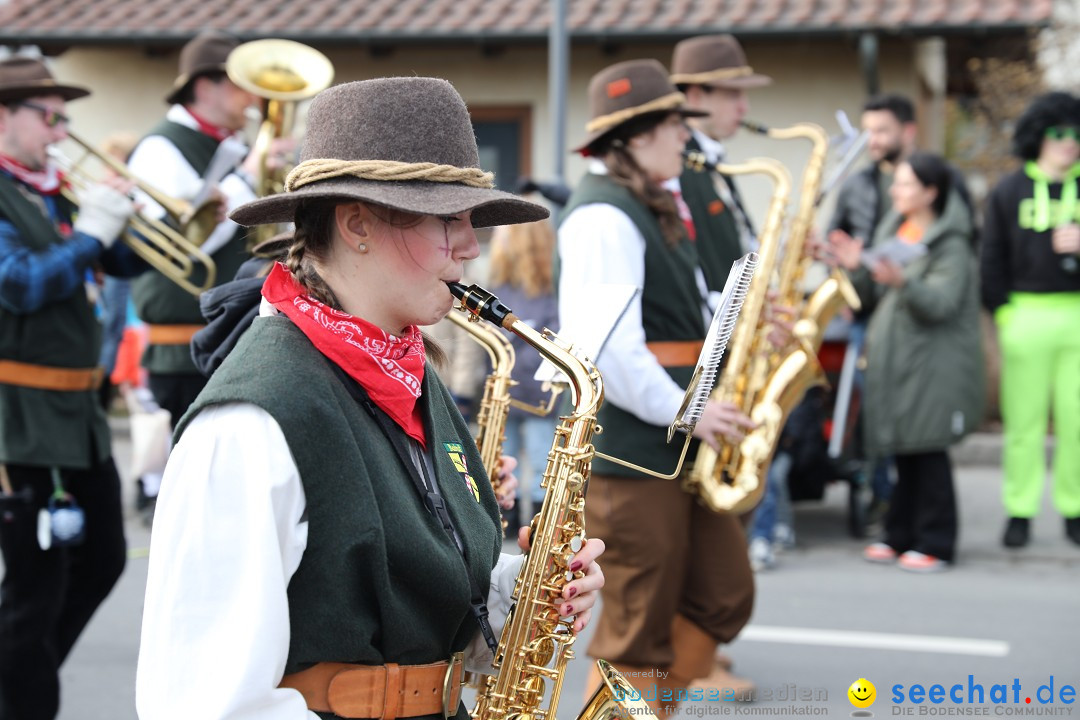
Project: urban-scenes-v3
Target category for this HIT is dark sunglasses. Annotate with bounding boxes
[15,101,70,129]
[1044,126,1079,142]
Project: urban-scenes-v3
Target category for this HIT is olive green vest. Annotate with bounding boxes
[0,175,110,468]
[680,136,744,293]
[132,120,250,374]
[177,317,501,720]
[559,173,706,477]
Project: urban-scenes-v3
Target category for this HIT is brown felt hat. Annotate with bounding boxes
[670,34,772,89]
[165,31,240,105]
[0,57,89,104]
[230,77,549,228]
[573,59,707,155]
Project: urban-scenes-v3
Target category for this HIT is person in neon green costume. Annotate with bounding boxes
[980,91,1080,549]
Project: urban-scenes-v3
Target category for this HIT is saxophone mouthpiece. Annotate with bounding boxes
[740,119,770,134]
[446,281,514,328]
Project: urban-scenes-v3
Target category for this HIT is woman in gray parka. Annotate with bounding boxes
[831,152,985,572]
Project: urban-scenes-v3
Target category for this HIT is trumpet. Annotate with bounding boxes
[52,131,217,296]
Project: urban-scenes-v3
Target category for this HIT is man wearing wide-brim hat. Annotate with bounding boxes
[670,33,771,295]
[126,30,267,514]
[667,33,769,699]
[0,55,140,720]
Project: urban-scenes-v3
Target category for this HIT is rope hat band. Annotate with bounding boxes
[669,66,756,86]
[584,91,688,134]
[285,158,495,192]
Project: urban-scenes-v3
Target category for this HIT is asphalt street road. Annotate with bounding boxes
[35,429,1080,720]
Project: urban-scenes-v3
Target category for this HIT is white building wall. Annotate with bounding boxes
[52,37,919,229]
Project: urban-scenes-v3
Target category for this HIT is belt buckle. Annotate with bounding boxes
[442,651,464,719]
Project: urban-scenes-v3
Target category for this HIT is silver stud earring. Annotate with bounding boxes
[357,242,368,253]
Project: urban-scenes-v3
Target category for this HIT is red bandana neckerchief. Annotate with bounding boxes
[184,107,232,142]
[262,262,428,447]
[0,154,62,195]
[671,187,697,241]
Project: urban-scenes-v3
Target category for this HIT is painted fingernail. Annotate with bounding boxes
[564,605,573,614]
[567,586,579,599]
[570,561,582,572]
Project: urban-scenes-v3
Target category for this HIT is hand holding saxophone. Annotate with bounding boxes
[763,290,797,350]
[515,527,606,634]
[492,455,518,510]
[692,399,759,450]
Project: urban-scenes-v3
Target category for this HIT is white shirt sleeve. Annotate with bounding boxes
[462,552,525,673]
[127,135,203,221]
[136,403,318,720]
[557,202,686,427]
[126,108,256,257]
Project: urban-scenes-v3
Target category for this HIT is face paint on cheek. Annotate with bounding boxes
[440,225,451,258]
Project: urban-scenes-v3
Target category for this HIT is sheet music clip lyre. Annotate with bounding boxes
[593,252,759,478]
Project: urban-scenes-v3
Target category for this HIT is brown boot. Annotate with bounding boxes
[690,662,756,702]
[669,614,756,705]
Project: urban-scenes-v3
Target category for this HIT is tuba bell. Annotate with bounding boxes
[226,39,334,245]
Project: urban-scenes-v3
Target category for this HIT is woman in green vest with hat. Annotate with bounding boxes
[557,58,758,714]
[135,77,606,720]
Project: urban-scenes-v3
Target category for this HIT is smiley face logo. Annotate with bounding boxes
[848,678,876,709]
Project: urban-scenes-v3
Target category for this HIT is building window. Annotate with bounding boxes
[471,105,532,193]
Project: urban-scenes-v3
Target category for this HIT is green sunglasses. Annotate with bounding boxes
[1045,126,1080,141]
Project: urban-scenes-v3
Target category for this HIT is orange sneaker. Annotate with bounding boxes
[862,542,897,564]
[898,550,948,573]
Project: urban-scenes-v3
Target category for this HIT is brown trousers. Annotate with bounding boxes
[584,472,755,668]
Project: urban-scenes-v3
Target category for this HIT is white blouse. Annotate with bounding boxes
[557,166,715,429]
[135,402,523,720]
[127,105,257,256]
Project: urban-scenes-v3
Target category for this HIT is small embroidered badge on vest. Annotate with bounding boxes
[444,442,481,502]
[708,199,726,215]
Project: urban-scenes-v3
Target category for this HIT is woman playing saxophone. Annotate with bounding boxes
[135,76,605,720]
[557,59,755,715]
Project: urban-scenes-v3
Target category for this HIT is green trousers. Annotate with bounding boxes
[996,292,1080,518]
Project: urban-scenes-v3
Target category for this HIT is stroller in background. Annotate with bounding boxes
[782,316,874,538]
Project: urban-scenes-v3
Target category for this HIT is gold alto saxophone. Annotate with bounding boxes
[706,121,862,514]
[445,311,566,533]
[740,120,861,354]
[683,153,792,514]
[447,282,655,720]
[445,310,516,497]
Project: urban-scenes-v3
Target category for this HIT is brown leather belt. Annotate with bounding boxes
[279,652,465,720]
[146,324,205,345]
[646,340,704,367]
[0,360,104,391]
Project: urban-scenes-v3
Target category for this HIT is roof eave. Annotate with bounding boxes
[0,21,1047,47]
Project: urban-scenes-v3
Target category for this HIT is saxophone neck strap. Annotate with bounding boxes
[325,357,499,655]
